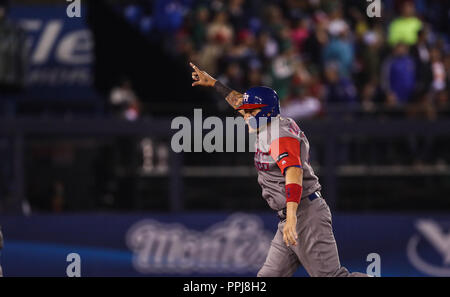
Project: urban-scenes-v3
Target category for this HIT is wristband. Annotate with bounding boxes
[285,183,302,204]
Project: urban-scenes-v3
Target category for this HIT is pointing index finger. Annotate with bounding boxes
[190,62,200,73]
[190,63,203,77]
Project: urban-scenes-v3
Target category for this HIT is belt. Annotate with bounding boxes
[277,191,322,220]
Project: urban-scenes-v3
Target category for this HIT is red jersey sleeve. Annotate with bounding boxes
[269,137,302,175]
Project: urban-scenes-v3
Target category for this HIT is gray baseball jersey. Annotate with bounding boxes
[254,116,321,211]
[253,117,367,277]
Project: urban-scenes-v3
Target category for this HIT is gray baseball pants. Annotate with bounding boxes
[257,195,367,277]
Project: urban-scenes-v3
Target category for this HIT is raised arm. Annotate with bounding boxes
[190,62,245,116]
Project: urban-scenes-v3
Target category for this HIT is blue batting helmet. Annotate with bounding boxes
[237,86,280,128]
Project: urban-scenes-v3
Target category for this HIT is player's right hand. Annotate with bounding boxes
[283,217,298,247]
[190,62,217,87]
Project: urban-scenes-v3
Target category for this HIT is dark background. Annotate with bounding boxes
[0,0,449,214]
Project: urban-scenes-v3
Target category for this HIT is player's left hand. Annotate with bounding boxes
[283,217,298,247]
[190,62,216,87]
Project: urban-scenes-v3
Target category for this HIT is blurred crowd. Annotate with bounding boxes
[118,0,449,120]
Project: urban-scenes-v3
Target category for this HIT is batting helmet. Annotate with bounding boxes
[237,86,280,129]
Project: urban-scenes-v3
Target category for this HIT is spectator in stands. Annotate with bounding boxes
[323,62,357,107]
[281,86,321,120]
[322,21,354,79]
[381,43,416,106]
[270,44,298,101]
[388,1,422,46]
[358,26,383,87]
[411,28,433,98]
[360,82,380,114]
[227,0,246,31]
[414,47,448,119]
[225,29,258,68]
[429,47,447,94]
[197,10,233,75]
[303,13,328,66]
[326,3,349,39]
[197,35,225,76]
[290,17,309,53]
[207,10,234,46]
[109,79,141,121]
[257,31,279,60]
[120,0,449,119]
[191,6,209,51]
[153,0,186,33]
[265,5,285,39]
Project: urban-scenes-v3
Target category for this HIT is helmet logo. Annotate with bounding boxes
[243,93,249,103]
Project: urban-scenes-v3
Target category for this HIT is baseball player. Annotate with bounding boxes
[190,63,367,277]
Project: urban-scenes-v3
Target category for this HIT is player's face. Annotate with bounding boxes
[243,108,261,133]
[243,108,261,121]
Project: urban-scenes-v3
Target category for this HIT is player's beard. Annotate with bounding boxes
[245,116,272,134]
[245,116,259,134]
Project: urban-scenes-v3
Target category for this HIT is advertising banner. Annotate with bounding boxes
[7,5,98,100]
[1,212,450,277]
